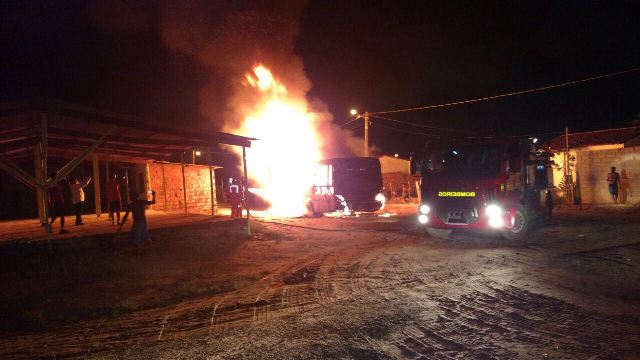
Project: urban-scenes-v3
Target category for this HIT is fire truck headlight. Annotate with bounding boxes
[419,204,431,214]
[485,204,503,217]
[488,216,504,228]
[418,214,429,224]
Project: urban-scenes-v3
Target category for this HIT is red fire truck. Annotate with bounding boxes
[414,139,553,241]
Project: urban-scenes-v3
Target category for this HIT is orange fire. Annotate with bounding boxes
[229,64,323,217]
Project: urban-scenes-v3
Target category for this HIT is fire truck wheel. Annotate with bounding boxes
[425,227,453,240]
[502,204,530,242]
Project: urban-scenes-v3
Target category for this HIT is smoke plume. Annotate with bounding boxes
[157,0,363,157]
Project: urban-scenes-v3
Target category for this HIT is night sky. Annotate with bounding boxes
[2,0,639,156]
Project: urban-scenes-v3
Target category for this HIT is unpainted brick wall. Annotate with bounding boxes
[574,146,640,204]
[148,162,216,214]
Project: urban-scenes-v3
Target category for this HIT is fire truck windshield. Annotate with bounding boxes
[422,144,501,179]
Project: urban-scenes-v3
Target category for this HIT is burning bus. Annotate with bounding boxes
[414,139,553,241]
[308,157,385,216]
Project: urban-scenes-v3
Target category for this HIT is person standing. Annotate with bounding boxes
[106,172,122,225]
[118,190,155,255]
[229,185,242,218]
[48,172,69,234]
[70,176,91,225]
[607,166,621,204]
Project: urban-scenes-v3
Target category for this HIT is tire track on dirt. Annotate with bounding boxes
[392,276,640,358]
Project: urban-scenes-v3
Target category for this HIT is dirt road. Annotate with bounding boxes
[2,205,639,359]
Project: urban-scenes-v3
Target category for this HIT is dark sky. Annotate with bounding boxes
[2,0,639,155]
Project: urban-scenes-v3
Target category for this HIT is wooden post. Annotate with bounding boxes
[145,162,151,208]
[124,168,130,204]
[41,112,51,249]
[207,147,216,216]
[181,152,188,213]
[564,126,573,204]
[34,144,45,225]
[242,146,251,236]
[364,112,369,157]
[161,162,168,211]
[105,155,110,216]
[92,153,101,217]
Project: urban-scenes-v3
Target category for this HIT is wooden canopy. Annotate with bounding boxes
[0,97,254,164]
[0,97,255,237]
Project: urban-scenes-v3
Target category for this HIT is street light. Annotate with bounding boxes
[350,108,370,157]
[192,150,201,164]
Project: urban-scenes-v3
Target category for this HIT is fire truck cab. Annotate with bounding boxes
[414,139,553,241]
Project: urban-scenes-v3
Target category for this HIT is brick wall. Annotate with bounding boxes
[574,146,640,204]
[148,162,216,214]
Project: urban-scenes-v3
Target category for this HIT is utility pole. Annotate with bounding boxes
[364,111,370,157]
[564,126,573,204]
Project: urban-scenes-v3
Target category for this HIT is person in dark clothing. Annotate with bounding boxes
[48,171,69,234]
[118,190,155,254]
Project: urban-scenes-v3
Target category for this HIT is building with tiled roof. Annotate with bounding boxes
[549,126,640,205]
[548,126,640,151]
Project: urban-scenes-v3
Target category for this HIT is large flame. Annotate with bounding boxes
[229,64,323,217]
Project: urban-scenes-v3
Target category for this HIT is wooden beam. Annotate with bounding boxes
[105,151,110,216]
[0,152,41,190]
[46,148,149,164]
[46,139,170,159]
[207,147,216,216]
[34,145,45,224]
[0,127,33,142]
[48,127,207,148]
[0,137,40,153]
[161,162,168,211]
[41,113,51,241]
[145,162,151,209]
[242,146,251,236]
[181,152,188,213]
[49,126,117,186]
[50,103,253,147]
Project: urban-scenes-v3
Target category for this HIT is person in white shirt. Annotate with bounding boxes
[70,176,91,225]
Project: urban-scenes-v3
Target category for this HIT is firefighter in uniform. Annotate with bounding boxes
[229,180,243,218]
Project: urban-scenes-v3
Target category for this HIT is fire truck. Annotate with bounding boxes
[413,139,553,241]
[308,157,385,215]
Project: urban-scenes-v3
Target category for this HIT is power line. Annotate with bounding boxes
[466,130,565,141]
[340,117,361,128]
[370,67,640,115]
[373,122,441,138]
[368,114,471,134]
